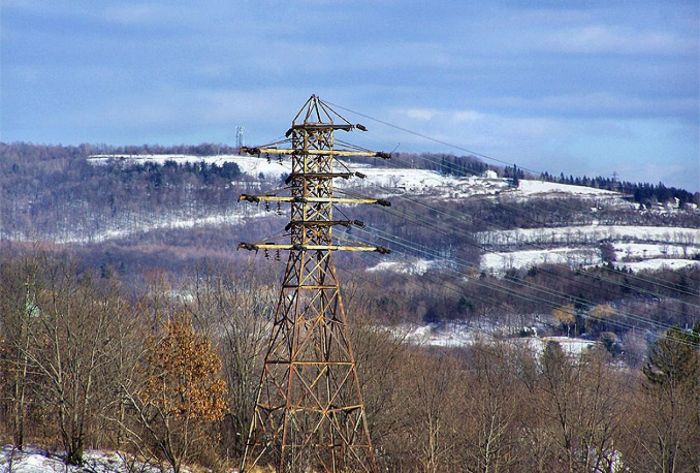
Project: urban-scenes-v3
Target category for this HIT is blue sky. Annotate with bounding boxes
[1,0,698,189]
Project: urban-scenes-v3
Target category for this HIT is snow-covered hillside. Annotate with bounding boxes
[477,225,699,248]
[3,209,268,245]
[87,154,625,201]
[477,225,700,275]
[12,154,685,276]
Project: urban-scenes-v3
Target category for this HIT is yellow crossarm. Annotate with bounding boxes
[242,146,391,159]
[239,194,391,206]
[238,242,391,253]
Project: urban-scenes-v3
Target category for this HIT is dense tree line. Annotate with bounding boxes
[1,251,698,472]
[349,262,700,347]
[0,142,241,163]
[540,171,700,207]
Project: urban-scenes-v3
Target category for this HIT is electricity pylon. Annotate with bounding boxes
[238,95,390,472]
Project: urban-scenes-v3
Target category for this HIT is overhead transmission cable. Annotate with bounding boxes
[346,222,692,335]
[336,180,700,316]
[338,229,699,346]
[339,234,693,345]
[333,182,699,327]
[327,100,699,296]
[325,100,539,173]
[383,151,700,299]
[364,152,700,306]
[337,228,700,348]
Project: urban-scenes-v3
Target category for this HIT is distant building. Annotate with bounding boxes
[482,169,498,179]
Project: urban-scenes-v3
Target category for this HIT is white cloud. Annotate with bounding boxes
[386,107,565,152]
[452,110,483,123]
[404,108,438,121]
[398,108,483,124]
[540,25,694,55]
[103,5,161,24]
[487,93,698,118]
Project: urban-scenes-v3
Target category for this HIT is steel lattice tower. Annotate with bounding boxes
[238,95,390,472]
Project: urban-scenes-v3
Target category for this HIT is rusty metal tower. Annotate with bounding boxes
[238,95,390,473]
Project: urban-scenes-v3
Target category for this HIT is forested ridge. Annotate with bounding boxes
[1,142,699,331]
[539,170,700,207]
[2,143,699,245]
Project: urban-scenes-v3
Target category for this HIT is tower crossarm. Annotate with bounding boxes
[238,242,390,253]
[284,219,364,231]
[284,171,365,184]
[241,146,391,159]
[239,194,391,206]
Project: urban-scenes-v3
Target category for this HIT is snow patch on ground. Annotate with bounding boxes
[0,446,162,473]
[481,247,602,274]
[365,258,445,276]
[613,258,700,272]
[89,153,291,181]
[515,336,597,356]
[349,169,513,198]
[515,180,617,196]
[386,323,596,355]
[389,323,480,347]
[3,209,268,245]
[613,243,700,260]
[477,225,700,248]
[477,229,700,275]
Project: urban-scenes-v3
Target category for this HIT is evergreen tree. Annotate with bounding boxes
[643,325,699,387]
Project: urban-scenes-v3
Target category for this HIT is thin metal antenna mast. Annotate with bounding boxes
[238,95,391,472]
[236,126,245,150]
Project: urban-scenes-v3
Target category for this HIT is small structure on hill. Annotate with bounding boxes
[482,169,498,179]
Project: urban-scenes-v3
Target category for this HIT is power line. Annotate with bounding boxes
[338,229,700,349]
[332,184,698,331]
[325,100,540,174]
[336,176,700,315]
[384,151,700,299]
[341,230,691,343]
[350,223,692,334]
[328,100,699,296]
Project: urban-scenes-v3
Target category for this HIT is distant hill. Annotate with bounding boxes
[1,142,698,349]
[2,143,698,275]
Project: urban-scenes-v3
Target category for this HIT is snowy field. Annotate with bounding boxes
[515,336,597,356]
[514,179,617,197]
[480,244,700,275]
[361,239,699,278]
[389,322,480,347]
[480,247,602,274]
[88,154,624,201]
[613,258,700,272]
[386,323,596,354]
[0,446,164,473]
[613,242,700,260]
[477,225,699,248]
[476,226,700,275]
[365,258,445,276]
